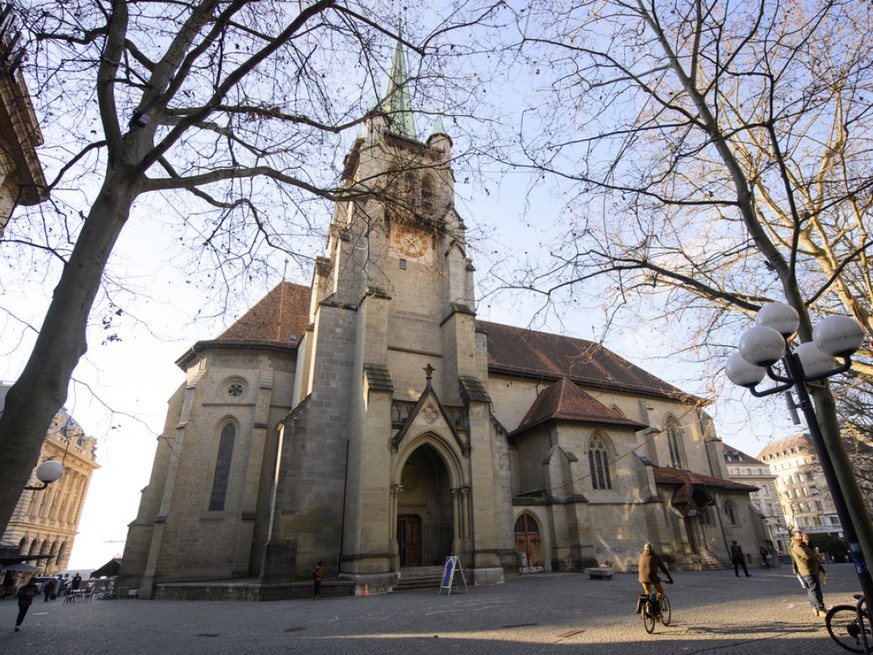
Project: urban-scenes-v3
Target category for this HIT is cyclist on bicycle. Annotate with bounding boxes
[639,542,673,600]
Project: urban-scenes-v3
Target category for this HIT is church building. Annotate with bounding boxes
[119,46,762,599]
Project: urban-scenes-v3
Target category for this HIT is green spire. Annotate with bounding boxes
[381,41,417,140]
[431,115,449,139]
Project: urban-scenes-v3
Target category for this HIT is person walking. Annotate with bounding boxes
[638,543,673,600]
[14,577,39,631]
[42,576,55,602]
[789,529,827,617]
[730,541,751,577]
[312,561,324,601]
[759,546,771,569]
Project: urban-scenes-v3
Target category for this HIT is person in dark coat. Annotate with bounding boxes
[71,573,82,591]
[731,541,751,577]
[638,543,673,600]
[312,561,324,601]
[760,546,771,569]
[42,577,55,602]
[15,577,39,631]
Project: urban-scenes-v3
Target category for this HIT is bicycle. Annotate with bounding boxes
[639,591,672,633]
[826,594,873,654]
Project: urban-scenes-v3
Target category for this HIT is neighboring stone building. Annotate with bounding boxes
[120,46,763,599]
[723,444,787,555]
[0,385,99,575]
[757,434,842,539]
[0,4,47,238]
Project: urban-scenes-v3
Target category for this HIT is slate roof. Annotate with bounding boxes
[723,443,768,466]
[652,465,758,492]
[176,282,311,368]
[479,321,698,403]
[513,378,648,436]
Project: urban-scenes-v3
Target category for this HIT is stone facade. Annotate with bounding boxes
[723,443,787,557]
[0,8,47,238]
[119,46,765,598]
[0,385,99,577]
[757,433,842,539]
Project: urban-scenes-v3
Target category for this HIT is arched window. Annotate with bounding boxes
[724,499,739,525]
[209,422,236,511]
[666,417,686,469]
[421,174,435,216]
[588,434,613,490]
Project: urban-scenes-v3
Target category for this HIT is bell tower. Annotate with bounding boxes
[292,41,506,587]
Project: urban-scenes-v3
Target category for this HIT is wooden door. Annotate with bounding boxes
[514,513,543,567]
[398,514,422,567]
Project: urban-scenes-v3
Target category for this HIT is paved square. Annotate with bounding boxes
[3,563,862,654]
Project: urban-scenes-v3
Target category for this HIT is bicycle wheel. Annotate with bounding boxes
[660,595,671,626]
[642,600,656,633]
[826,605,867,654]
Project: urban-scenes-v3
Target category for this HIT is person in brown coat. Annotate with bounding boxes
[638,543,673,600]
[789,530,826,616]
[312,561,324,600]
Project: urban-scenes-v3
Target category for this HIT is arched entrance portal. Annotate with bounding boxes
[397,444,453,567]
[514,512,543,569]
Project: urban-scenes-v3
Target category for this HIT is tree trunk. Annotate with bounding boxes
[0,167,139,534]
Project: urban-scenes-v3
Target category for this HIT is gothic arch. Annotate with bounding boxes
[392,431,464,489]
[392,434,461,567]
[664,415,687,469]
[208,417,239,512]
[514,511,543,568]
[587,431,615,491]
[724,499,740,525]
[420,172,435,217]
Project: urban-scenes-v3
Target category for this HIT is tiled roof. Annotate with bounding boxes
[652,465,758,492]
[756,433,814,460]
[173,283,699,411]
[513,378,648,435]
[217,282,311,344]
[176,282,311,368]
[479,321,698,402]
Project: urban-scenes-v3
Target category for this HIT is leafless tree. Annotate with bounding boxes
[504,0,873,562]
[0,0,505,534]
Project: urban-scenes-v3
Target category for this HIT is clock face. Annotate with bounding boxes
[393,225,429,259]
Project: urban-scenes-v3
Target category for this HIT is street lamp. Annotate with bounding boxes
[727,302,873,638]
[24,460,64,491]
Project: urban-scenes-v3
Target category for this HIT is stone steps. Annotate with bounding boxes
[395,566,445,591]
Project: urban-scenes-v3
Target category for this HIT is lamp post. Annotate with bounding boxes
[727,302,873,636]
[23,460,64,491]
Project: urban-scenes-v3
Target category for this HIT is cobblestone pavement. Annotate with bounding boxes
[1,563,865,654]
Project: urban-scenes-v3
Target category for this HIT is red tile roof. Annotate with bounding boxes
[480,321,699,402]
[513,378,648,435]
[174,283,701,413]
[176,282,311,368]
[217,282,311,344]
[652,465,758,492]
